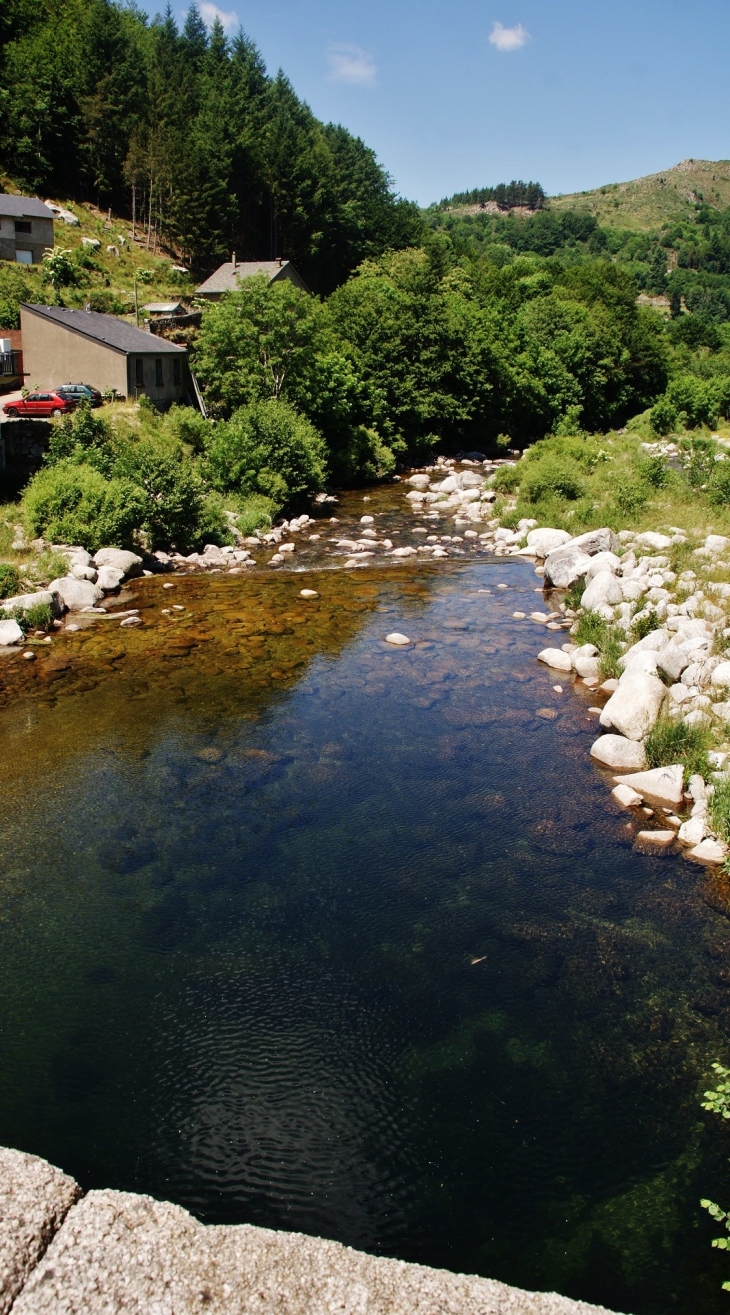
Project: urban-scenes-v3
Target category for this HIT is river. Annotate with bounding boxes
[1,483,730,1314]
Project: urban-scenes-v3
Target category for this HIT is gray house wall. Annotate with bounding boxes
[0,214,54,265]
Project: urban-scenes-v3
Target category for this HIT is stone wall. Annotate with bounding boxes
[0,1146,627,1315]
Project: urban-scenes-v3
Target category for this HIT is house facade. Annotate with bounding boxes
[20,305,191,406]
[195,257,309,301]
[0,196,55,265]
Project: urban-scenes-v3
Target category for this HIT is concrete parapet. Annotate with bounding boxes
[0,1147,627,1315]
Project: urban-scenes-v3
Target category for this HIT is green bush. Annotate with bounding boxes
[644,717,711,782]
[329,426,395,484]
[641,454,670,489]
[679,436,718,488]
[234,494,275,535]
[115,436,205,551]
[46,402,116,476]
[649,396,678,436]
[615,481,649,515]
[22,462,146,552]
[491,464,520,493]
[710,777,730,846]
[205,399,327,510]
[0,563,20,599]
[708,463,730,507]
[520,459,585,503]
[631,610,662,642]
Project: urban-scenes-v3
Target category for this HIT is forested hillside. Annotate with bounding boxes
[0,0,420,290]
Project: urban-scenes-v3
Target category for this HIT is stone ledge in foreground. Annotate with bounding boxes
[2,1148,628,1315]
[0,1148,80,1315]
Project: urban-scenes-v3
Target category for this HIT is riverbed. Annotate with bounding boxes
[1,487,730,1315]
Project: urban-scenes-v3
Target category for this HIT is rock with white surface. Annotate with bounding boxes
[581,572,624,611]
[613,764,684,808]
[537,648,572,672]
[590,735,647,771]
[0,618,24,646]
[525,527,572,557]
[542,546,593,589]
[599,672,666,740]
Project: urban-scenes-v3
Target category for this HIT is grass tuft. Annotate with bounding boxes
[710,778,730,846]
[644,717,712,782]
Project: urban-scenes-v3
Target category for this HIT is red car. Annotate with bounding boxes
[3,391,76,418]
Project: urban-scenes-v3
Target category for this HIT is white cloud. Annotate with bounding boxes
[489,21,530,51]
[199,2,238,33]
[326,43,377,87]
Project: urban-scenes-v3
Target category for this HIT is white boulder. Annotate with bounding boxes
[590,735,647,771]
[92,548,144,579]
[613,764,684,808]
[543,546,593,589]
[687,838,727,866]
[407,474,431,489]
[581,571,624,611]
[635,532,672,551]
[599,672,667,740]
[613,783,643,807]
[678,816,707,846]
[525,528,572,557]
[48,576,103,611]
[569,528,620,555]
[711,662,730,688]
[0,618,24,646]
[585,551,621,582]
[1,589,62,617]
[96,566,125,592]
[537,647,572,672]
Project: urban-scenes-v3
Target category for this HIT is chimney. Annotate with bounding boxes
[277,257,283,267]
[231,251,236,268]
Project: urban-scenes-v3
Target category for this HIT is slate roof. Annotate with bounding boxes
[144,302,185,314]
[195,259,306,296]
[22,304,186,354]
[0,195,55,220]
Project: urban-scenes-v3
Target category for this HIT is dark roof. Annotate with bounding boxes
[0,195,55,220]
[22,304,186,354]
[196,259,308,296]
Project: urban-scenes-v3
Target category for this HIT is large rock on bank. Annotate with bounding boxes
[599,672,666,740]
[543,546,593,589]
[0,618,24,646]
[581,571,623,611]
[613,764,685,808]
[92,548,143,579]
[526,527,572,557]
[0,1147,80,1315]
[1,589,61,618]
[590,735,647,771]
[48,576,103,611]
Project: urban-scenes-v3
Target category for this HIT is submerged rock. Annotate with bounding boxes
[537,647,572,672]
[385,632,410,646]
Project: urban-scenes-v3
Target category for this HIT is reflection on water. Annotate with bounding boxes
[2,543,730,1315]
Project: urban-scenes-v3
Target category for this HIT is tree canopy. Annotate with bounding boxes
[0,0,421,291]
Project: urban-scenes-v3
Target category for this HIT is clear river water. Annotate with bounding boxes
[2,485,730,1314]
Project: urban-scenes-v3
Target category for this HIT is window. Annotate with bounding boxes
[155,358,163,387]
[172,357,181,385]
[135,358,144,388]
[15,250,33,265]
[14,221,32,234]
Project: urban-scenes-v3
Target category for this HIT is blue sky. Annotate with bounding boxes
[147,0,730,207]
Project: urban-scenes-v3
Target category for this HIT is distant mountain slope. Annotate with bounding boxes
[549,158,730,230]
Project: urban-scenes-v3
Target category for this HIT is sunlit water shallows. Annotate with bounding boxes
[3,496,730,1315]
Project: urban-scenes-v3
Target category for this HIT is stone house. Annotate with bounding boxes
[195,257,309,300]
[20,304,191,406]
[0,196,55,264]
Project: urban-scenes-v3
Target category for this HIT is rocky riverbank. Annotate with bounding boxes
[395,456,730,869]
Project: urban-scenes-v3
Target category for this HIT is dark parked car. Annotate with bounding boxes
[56,382,103,407]
[3,391,76,418]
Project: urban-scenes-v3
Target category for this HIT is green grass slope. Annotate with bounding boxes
[550,158,730,231]
[0,179,195,325]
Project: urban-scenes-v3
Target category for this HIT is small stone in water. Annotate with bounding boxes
[536,707,558,719]
[613,783,642,808]
[161,608,170,614]
[385,632,411,646]
[512,611,526,619]
[552,685,563,694]
[163,582,176,589]
[120,616,142,627]
[300,589,319,598]
[361,515,374,524]
[66,623,80,632]
[173,605,185,611]
[497,583,508,590]
[23,651,35,660]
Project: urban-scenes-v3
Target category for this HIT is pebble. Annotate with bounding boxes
[497,583,508,590]
[361,515,374,524]
[120,616,142,627]
[552,685,563,694]
[385,632,411,646]
[163,582,176,589]
[173,605,185,611]
[66,624,80,632]
[22,651,35,661]
[636,830,676,850]
[612,783,642,808]
[300,589,319,599]
[512,611,526,619]
[536,707,558,719]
